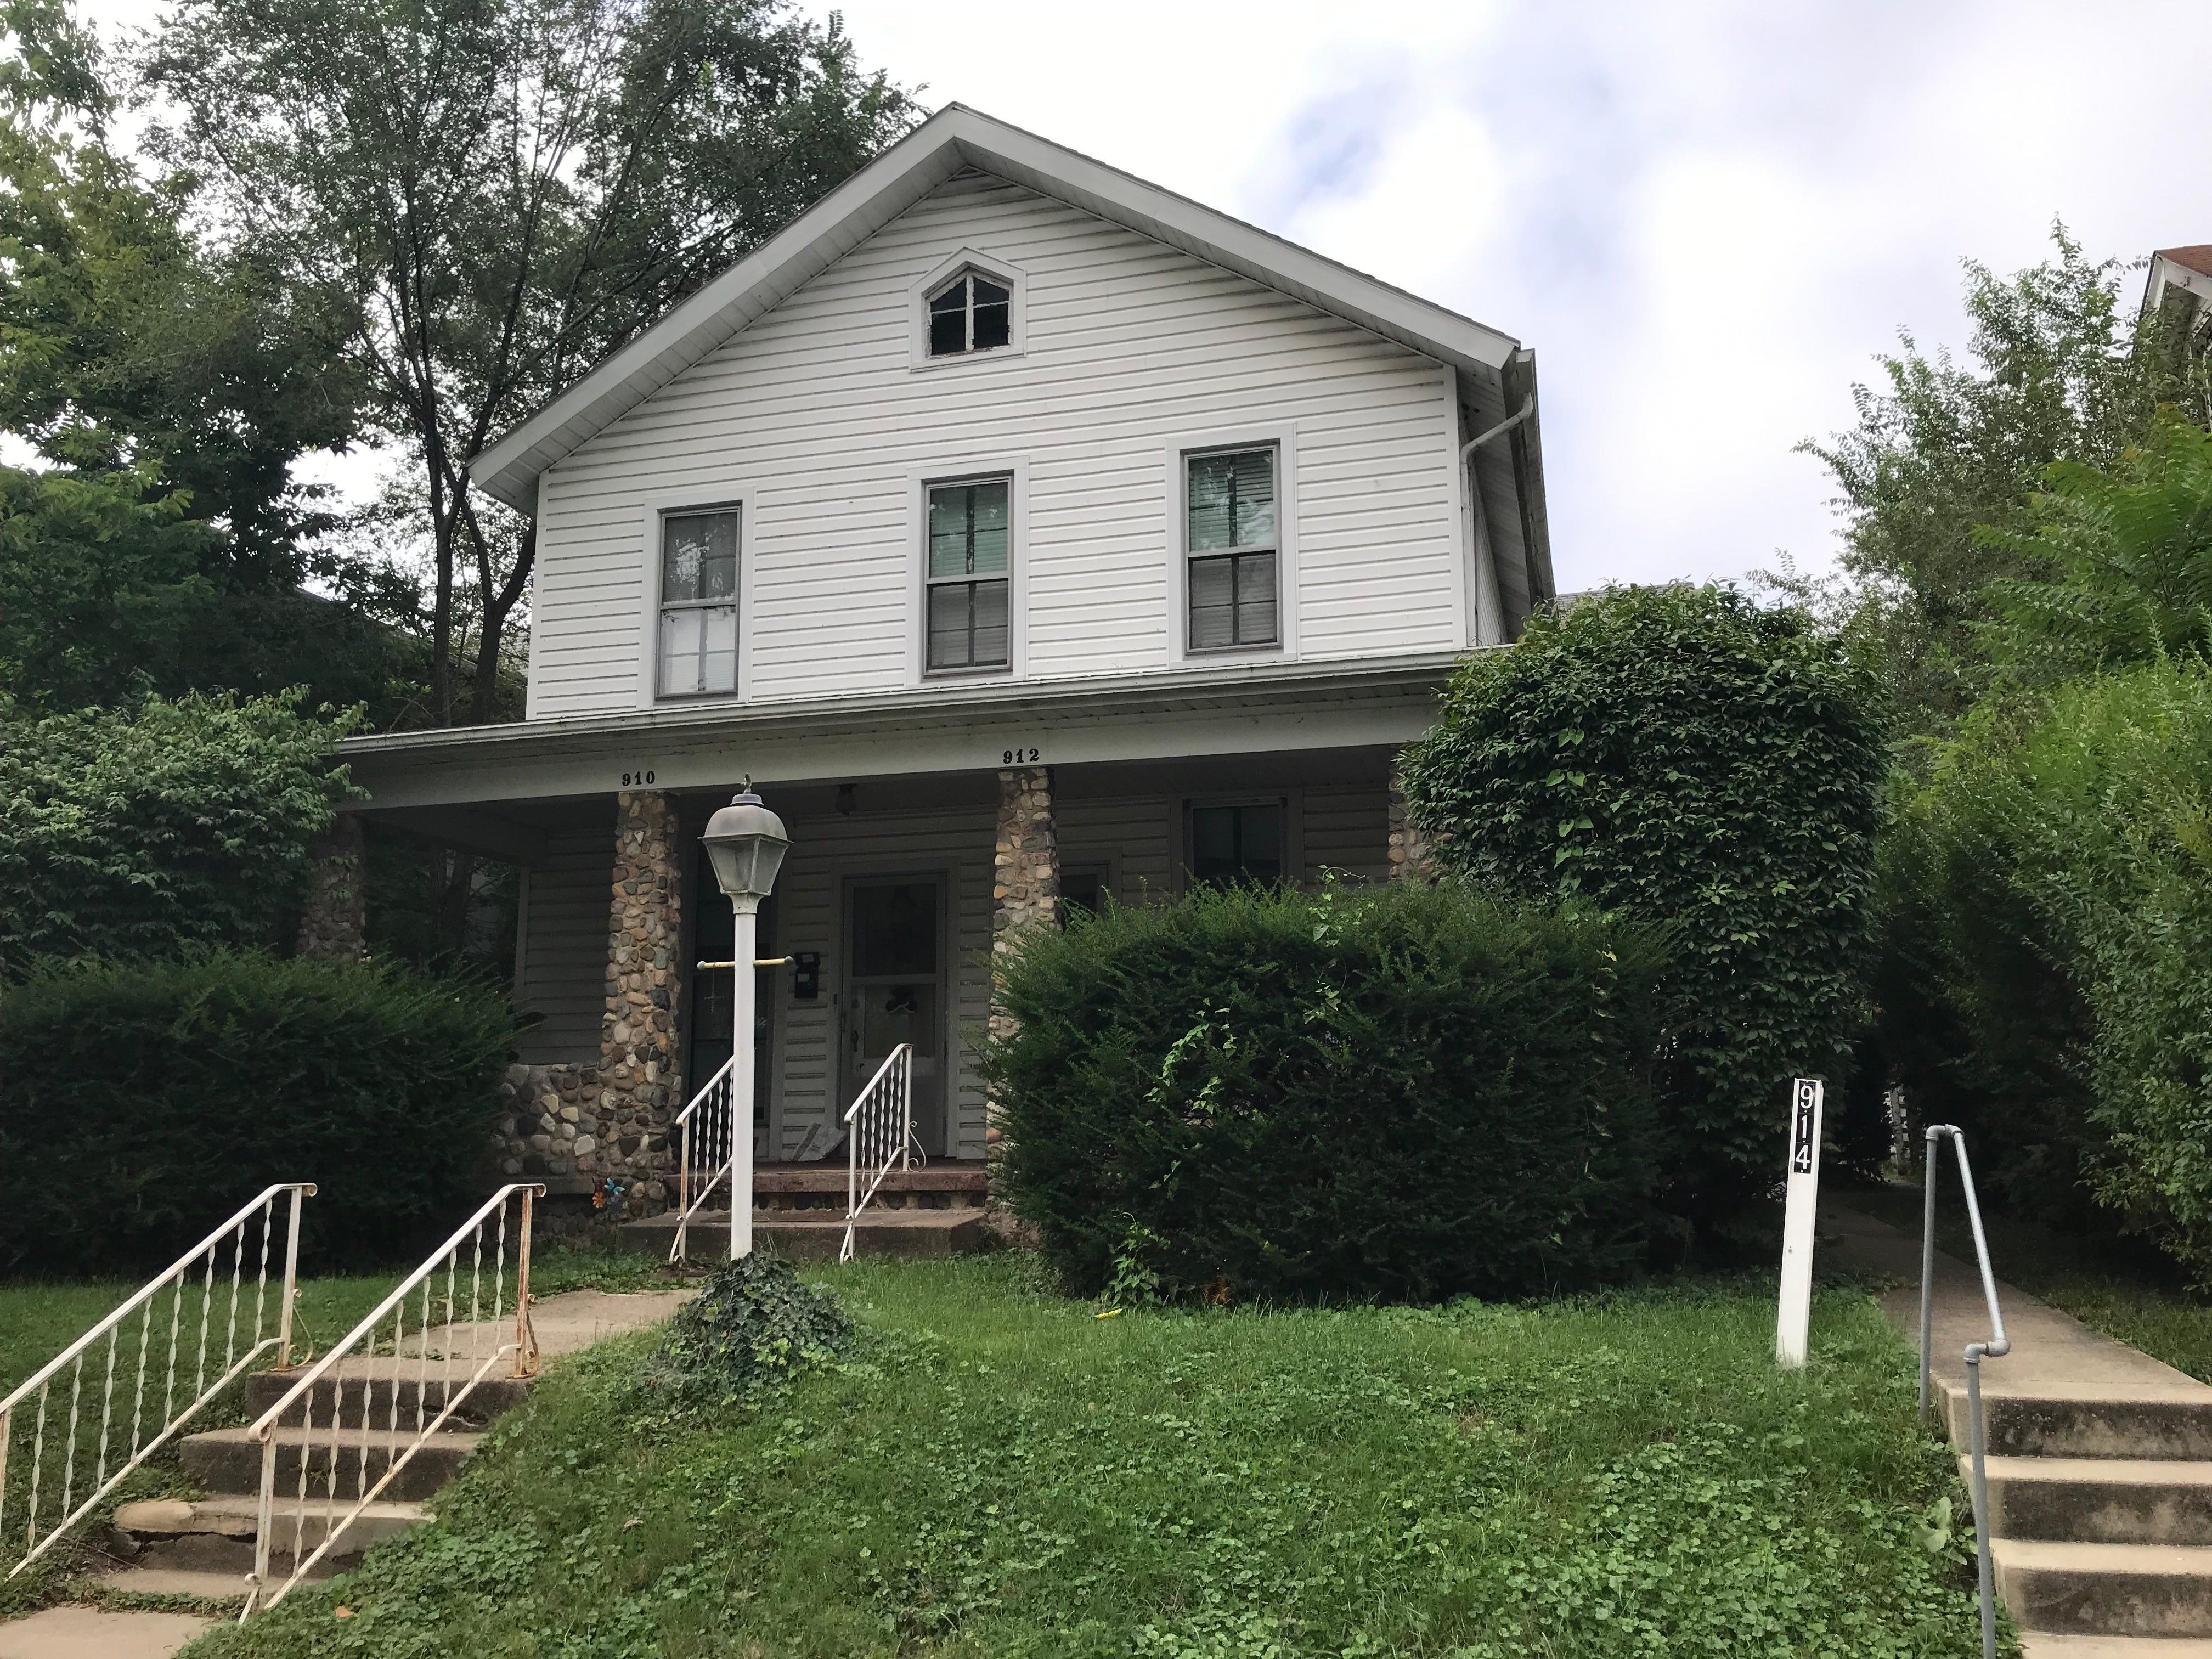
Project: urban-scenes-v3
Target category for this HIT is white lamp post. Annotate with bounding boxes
[699,783,789,1260]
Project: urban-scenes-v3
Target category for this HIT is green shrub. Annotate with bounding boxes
[0,950,514,1272]
[645,1253,855,1404]
[1893,663,2212,1277]
[0,690,356,969]
[1398,584,1888,1222]
[989,880,1671,1304]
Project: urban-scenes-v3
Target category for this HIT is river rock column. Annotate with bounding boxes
[1386,770,1436,882]
[599,790,684,1209]
[295,814,367,960]
[986,767,1060,1140]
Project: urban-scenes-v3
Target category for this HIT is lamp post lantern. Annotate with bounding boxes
[699,783,789,1260]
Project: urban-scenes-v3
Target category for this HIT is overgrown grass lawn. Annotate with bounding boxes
[187,1258,1991,1658]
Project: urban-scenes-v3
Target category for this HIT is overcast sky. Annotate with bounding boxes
[72,0,2212,594]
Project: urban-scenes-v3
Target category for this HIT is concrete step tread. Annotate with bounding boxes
[755,1163,987,1193]
[2024,1637,2212,1657]
[92,1566,250,1602]
[115,1496,431,1536]
[1976,1457,2212,1487]
[1997,1539,2212,1576]
[183,1424,484,1453]
[629,1207,982,1229]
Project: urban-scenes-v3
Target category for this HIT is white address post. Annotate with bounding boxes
[1775,1076,1825,1369]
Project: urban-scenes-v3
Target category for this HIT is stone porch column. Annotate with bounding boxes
[987,767,1060,1141]
[1386,769,1437,882]
[295,814,367,960]
[599,790,684,1208]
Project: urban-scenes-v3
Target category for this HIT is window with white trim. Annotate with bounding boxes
[925,478,1010,673]
[927,270,1011,357]
[1186,446,1279,650]
[657,507,738,697]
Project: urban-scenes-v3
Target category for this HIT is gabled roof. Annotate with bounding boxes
[471,104,1531,512]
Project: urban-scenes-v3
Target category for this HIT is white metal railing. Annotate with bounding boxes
[843,1044,917,1263]
[670,1055,739,1264]
[1918,1124,2012,1659]
[240,1184,541,1616]
[0,1184,314,1581]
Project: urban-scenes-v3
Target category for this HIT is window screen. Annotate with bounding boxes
[658,508,738,696]
[927,272,1011,356]
[926,479,1011,672]
[1187,448,1279,650]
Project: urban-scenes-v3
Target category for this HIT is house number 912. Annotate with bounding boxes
[1001,747,1041,765]
[620,769,657,787]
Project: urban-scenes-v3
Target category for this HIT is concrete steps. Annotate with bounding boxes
[620,1205,990,1261]
[1831,1199,2212,1645]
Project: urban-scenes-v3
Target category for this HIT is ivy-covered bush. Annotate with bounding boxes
[1398,585,1888,1222]
[0,690,356,968]
[645,1253,855,1405]
[989,880,1671,1304]
[0,951,514,1272]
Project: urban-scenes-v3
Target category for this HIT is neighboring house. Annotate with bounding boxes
[2145,245,2212,327]
[321,104,1553,1198]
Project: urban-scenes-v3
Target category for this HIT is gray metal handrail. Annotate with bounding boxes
[1920,1124,2012,1659]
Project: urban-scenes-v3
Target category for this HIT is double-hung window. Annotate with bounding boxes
[658,507,738,697]
[1186,446,1279,650]
[926,478,1010,673]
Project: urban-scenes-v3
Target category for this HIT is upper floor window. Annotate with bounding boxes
[1186,446,1279,651]
[658,507,738,697]
[926,478,1010,673]
[928,271,1012,357]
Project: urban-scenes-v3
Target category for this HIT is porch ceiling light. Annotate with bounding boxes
[701,784,788,911]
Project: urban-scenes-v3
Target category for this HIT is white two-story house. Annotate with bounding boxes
[327,105,1553,1209]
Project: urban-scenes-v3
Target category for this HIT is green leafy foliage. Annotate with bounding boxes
[1982,416,2212,681]
[1798,225,2211,730]
[644,1252,855,1406]
[989,880,1672,1303]
[179,1258,1991,1658]
[0,691,355,966]
[1398,584,1888,1224]
[0,950,514,1272]
[1888,663,2212,1279]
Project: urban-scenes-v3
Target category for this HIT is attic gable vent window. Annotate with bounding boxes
[928,271,1011,357]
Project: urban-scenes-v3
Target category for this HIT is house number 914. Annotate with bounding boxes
[620,769,657,787]
[1001,747,1041,765]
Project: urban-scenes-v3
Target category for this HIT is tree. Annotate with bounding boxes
[1799,227,2210,730]
[1981,415,2212,681]
[140,0,919,730]
[0,0,411,715]
[1397,584,1889,1226]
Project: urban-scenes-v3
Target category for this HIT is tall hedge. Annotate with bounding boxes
[0,690,357,969]
[1397,585,1888,1221]
[0,951,515,1273]
[989,881,1671,1304]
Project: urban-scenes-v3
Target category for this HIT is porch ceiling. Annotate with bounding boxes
[339,654,1458,816]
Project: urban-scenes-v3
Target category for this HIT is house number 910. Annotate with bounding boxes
[1002,747,1041,765]
[620,769,657,787]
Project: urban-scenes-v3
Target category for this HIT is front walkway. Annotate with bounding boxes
[1826,1198,2212,1657]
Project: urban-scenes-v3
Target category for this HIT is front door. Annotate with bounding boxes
[843,878,946,1157]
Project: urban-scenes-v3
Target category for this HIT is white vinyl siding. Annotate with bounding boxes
[527,173,1463,719]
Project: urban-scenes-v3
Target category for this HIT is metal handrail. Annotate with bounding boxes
[842,1045,916,1263]
[0,1183,314,1579]
[241,1184,541,1615]
[670,1054,740,1263]
[1919,1124,2012,1659]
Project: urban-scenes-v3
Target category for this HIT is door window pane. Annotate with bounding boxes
[851,883,938,977]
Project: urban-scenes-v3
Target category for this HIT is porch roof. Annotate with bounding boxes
[341,652,1465,820]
